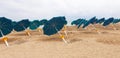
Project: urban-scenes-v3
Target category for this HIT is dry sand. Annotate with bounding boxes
[0,24,120,58]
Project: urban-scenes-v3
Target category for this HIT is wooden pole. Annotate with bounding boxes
[60,35,68,44]
[25,29,31,36]
[55,27,68,44]
[63,25,68,39]
[3,37,9,47]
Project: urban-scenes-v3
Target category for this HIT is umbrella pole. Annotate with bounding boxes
[25,29,31,36]
[37,28,42,35]
[55,27,68,44]
[60,35,68,44]
[59,32,68,44]
[33,23,42,34]
[63,25,68,39]
[38,28,41,32]
[3,37,9,47]
[23,26,31,36]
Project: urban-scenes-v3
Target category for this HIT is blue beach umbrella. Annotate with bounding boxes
[43,16,66,35]
[0,17,13,47]
[89,16,98,24]
[103,17,114,26]
[77,19,87,28]
[14,19,30,36]
[82,17,97,28]
[43,16,68,43]
[96,18,105,24]
[14,19,30,32]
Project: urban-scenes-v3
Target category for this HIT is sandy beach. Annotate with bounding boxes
[0,24,120,58]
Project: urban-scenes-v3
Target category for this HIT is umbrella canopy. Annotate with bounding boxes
[64,20,67,25]
[12,21,17,32]
[12,21,17,26]
[89,16,98,24]
[0,17,13,37]
[77,19,87,28]
[29,20,40,30]
[43,16,67,36]
[82,17,97,28]
[71,19,83,25]
[14,19,30,32]
[71,20,76,25]
[103,17,114,26]
[82,20,90,28]
[61,17,67,25]
[112,19,120,24]
[96,18,105,24]
[39,19,48,25]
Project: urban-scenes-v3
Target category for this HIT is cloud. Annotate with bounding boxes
[0,0,120,22]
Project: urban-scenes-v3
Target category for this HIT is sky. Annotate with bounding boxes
[0,0,120,23]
